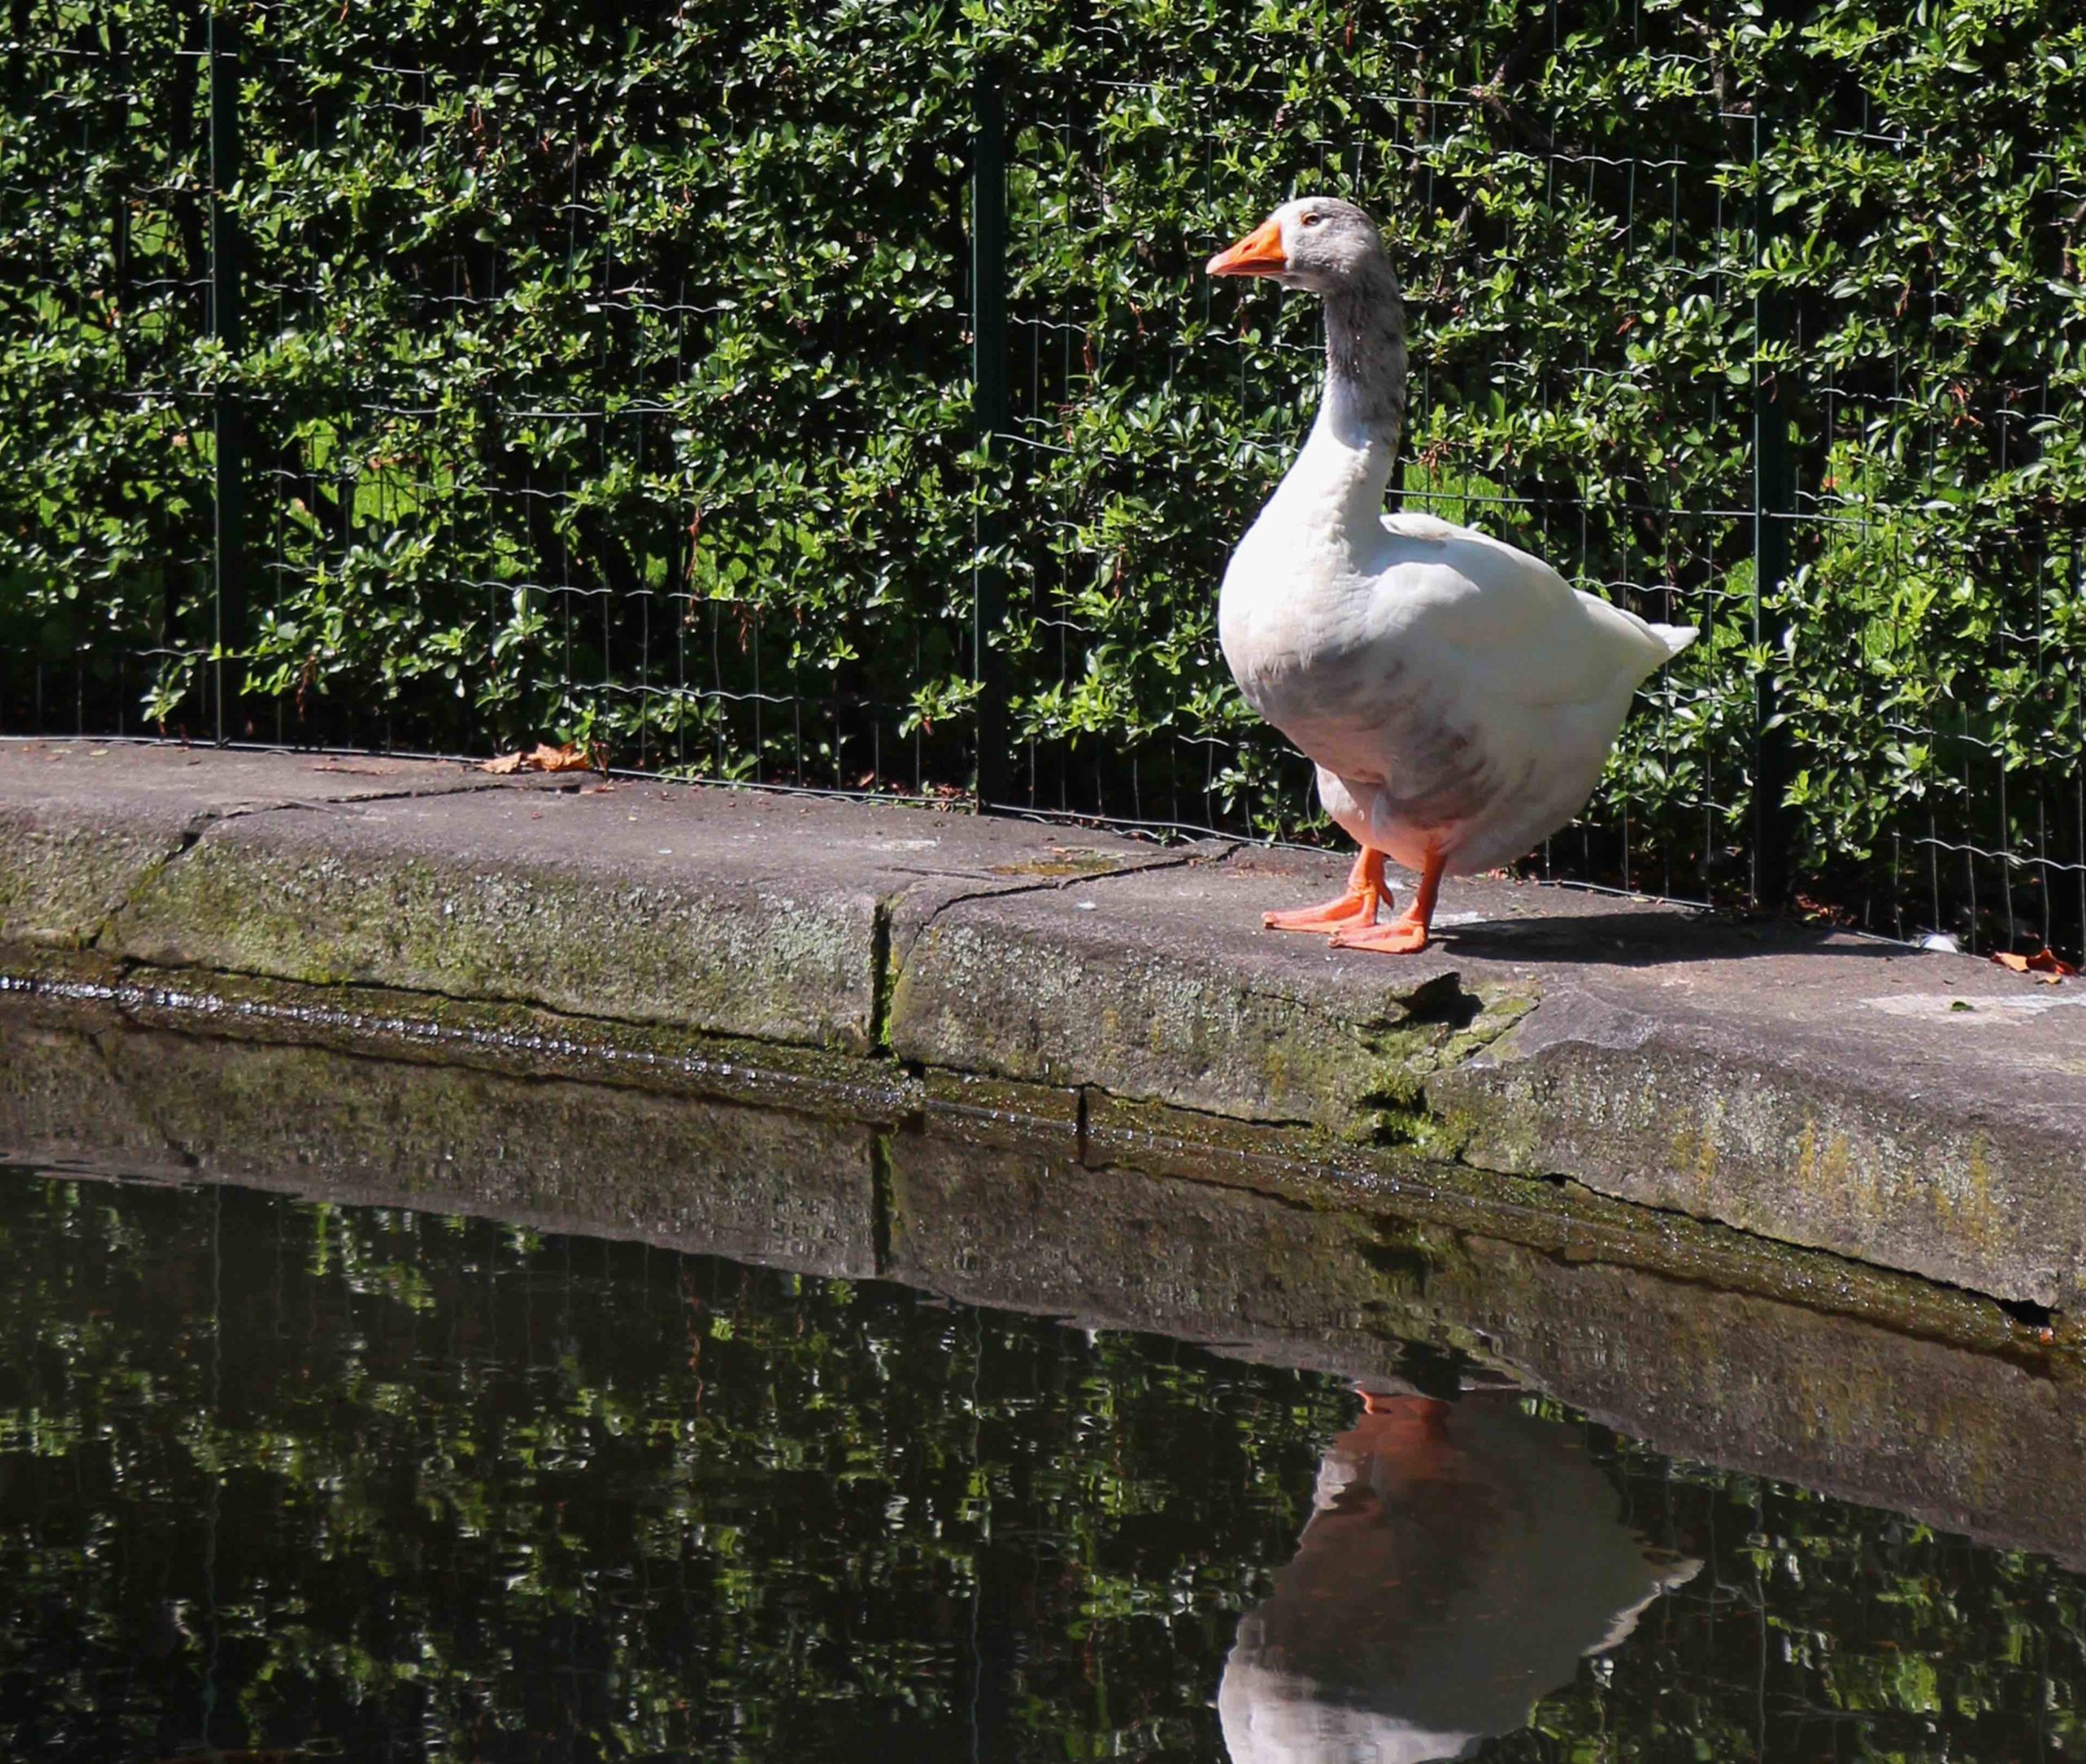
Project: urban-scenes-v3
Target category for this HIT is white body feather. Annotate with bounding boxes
[1219,411,1696,875]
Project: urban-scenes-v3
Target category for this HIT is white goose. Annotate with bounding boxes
[1208,198,1697,954]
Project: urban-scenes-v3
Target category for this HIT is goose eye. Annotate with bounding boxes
[1300,212,1322,227]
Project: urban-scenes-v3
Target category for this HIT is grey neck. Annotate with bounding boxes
[1318,257,1408,460]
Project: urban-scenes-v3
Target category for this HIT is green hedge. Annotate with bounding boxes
[4,0,2084,949]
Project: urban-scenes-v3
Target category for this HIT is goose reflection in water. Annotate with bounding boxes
[1220,1384,1700,1764]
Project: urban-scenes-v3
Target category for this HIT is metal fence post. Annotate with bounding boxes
[1750,7,1798,906]
[208,7,246,741]
[970,64,1010,809]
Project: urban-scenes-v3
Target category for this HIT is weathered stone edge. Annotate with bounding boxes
[1433,1026,2084,1309]
[2,776,2079,1314]
[887,896,2085,1314]
[0,944,2066,1370]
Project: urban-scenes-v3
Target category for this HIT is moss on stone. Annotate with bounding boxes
[115,825,884,1054]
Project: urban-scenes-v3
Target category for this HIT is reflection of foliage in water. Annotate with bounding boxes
[0,1176,1340,1759]
[1524,1390,2086,1762]
[0,1172,2079,1762]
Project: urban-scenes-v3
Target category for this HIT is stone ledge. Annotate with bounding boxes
[3,737,2083,1312]
[2,741,506,950]
[895,848,2086,1309]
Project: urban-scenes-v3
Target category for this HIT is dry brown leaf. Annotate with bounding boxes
[1991,948,2079,979]
[530,742,596,773]
[480,742,596,776]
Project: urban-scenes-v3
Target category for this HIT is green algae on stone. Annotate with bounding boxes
[893,910,1533,1138]
[0,812,195,950]
[114,823,885,1054]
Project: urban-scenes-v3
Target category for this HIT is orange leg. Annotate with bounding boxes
[1263,848,1390,934]
[1330,847,1446,955]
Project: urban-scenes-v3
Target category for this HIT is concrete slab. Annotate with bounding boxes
[894,846,2086,1306]
[0,737,498,948]
[890,847,1531,1132]
[104,762,1185,1053]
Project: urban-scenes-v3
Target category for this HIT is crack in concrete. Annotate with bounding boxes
[882,847,1213,1011]
[76,780,556,960]
[83,814,217,952]
[299,780,526,806]
[81,795,345,953]
[868,895,897,1054]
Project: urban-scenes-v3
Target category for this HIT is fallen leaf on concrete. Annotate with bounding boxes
[1793,890,1861,928]
[1991,948,2079,979]
[481,742,595,776]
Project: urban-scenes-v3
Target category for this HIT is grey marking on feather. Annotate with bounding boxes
[1322,254,1408,457]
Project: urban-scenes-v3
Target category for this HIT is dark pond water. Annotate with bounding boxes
[0,1166,2081,1763]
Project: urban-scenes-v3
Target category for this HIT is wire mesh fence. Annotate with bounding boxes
[1778,95,2086,961]
[5,1,2083,961]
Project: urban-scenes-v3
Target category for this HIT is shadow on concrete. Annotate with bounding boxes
[1441,908,1908,966]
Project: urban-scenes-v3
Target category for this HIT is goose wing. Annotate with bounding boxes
[1374,513,1694,705]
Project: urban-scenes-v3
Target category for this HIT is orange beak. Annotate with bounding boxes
[1206,215,1287,279]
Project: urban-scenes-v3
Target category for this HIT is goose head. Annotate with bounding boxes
[1208,196,1408,450]
[1206,196,1388,295]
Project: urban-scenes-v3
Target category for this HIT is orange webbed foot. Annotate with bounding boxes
[1262,848,1389,935]
[1263,892,1384,933]
[1327,849,1446,957]
[1328,917,1431,955]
